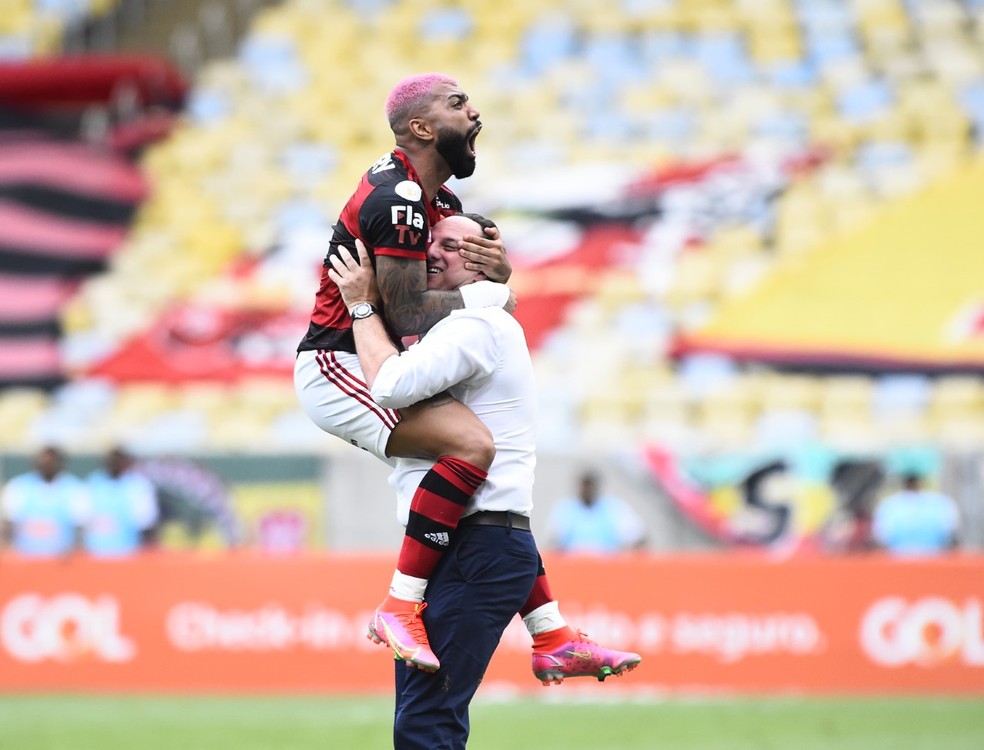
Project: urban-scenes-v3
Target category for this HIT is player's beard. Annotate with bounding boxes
[435,125,477,179]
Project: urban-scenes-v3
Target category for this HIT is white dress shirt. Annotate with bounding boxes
[370,308,538,525]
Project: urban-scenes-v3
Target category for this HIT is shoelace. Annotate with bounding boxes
[572,629,598,647]
[399,602,429,643]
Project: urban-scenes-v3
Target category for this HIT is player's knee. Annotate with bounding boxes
[453,423,495,470]
[470,430,496,471]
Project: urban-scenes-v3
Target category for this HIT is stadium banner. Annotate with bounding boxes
[1,553,981,695]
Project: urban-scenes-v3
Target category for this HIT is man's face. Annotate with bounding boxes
[429,83,481,179]
[427,216,484,291]
[579,476,598,505]
[36,449,63,480]
[106,449,130,477]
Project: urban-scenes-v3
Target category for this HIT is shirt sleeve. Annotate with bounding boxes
[360,183,430,261]
[66,477,92,524]
[546,498,574,550]
[371,314,498,409]
[613,497,647,546]
[932,493,960,534]
[871,497,895,544]
[1,478,24,520]
[129,474,160,529]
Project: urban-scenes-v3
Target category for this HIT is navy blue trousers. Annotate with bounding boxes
[393,523,539,750]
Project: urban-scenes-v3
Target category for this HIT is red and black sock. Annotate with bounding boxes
[519,554,552,617]
[397,455,487,580]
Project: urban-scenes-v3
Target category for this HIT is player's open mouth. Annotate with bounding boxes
[467,124,481,156]
[427,264,442,275]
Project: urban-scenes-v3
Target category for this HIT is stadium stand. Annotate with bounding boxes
[0,3,188,391]
[0,0,982,546]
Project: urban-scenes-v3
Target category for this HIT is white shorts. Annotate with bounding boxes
[294,349,401,466]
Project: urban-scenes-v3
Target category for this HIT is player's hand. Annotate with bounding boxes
[458,225,511,282]
[328,239,381,309]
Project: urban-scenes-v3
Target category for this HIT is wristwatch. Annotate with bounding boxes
[349,302,378,320]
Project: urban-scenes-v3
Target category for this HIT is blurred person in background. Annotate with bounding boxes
[331,217,640,748]
[295,73,520,667]
[821,461,883,554]
[0,445,88,557]
[547,470,648,554]
[822,501,875,554]
[83,446,159,557]
[872,473,960,556]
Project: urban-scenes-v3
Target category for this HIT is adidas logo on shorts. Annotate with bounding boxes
[424,531,450,547]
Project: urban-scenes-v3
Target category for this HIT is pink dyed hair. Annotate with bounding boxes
[385,73,458,131]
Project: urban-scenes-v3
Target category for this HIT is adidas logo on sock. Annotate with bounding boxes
[424,531,450,546]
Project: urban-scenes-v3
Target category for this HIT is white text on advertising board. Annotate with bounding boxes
[860,597,984,667]
[166,601,378,651]
[499,607,825,663]
[1,593,135,663]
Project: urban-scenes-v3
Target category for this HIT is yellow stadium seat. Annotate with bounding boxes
[820,412,880,451]
[579,389,645,428]
[929,376,984,422]
[88,0,122,16]
[932,397,984,446]
[855,0,910,35]
[876,412,933,445]
[748,33,802,65]
[699,112,750,150]
[235,378,297,416]
[208,411,276,451]
[643,381,693,428]
[830,194,878,233]
[113,384,180,422]
[175,383,229,418]
[31,16,63,56]
[940,421,984,448]
[754,374,823,413]
[819,376,874,417]
[861,110,911,142]
[694,383,757,450]
[158,521,195,551]
[659,59,715,105]
[810,115,862,153]
[619,363,675,396]
[663,252,724,308]
[595,270,649,314]
[0,3,30,34]
[0,389,49,449]
[690,4,741,33]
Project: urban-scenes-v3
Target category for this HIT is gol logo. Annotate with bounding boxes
[1,593,135,663]
[859,596,984,667]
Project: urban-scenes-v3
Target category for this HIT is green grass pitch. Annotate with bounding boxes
[1,694,982,750]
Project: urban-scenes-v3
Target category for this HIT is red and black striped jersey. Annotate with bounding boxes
[298,150,462,354]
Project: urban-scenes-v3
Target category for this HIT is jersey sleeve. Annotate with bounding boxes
[359,183,431,261]
[871,499,895,544]
[127,474,160,529]
[66,477,92,524]
[435,186,463,218]
[1,477,25,520]
[613,497,647,546]
[370,313,498,409]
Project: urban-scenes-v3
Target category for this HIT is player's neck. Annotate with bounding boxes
[396,146,451,202]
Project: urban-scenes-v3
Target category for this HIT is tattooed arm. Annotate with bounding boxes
[375,255,463,337]
[359,188,511,336]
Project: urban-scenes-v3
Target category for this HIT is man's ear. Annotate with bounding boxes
[408,116,434,142]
